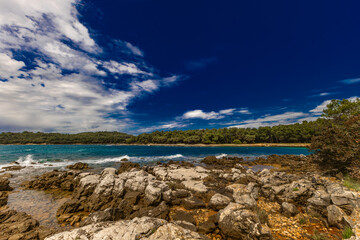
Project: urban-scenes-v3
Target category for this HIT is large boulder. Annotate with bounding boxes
[66,162,89,170]
[218,203,271,240]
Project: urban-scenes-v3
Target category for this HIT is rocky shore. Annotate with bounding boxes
[1,155,360,239]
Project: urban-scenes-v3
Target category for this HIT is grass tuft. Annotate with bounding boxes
[342,226,354,239]
[343,175,360,192]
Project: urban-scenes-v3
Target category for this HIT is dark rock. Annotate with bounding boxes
[2,165,24,171]
[66,162,89,170]
[0,192,8,207]
[117,162,140,174]
[198,220,216,234]
[0,175,12,191]
[80,208,123,226]
[281,202,298,217]
[173,189,191,198]
[130,201,169,220]
[201,156,244,167]
[174,221,197,232]
[0,209,54,240]
[171,210,196,225]
[182,196,206,210]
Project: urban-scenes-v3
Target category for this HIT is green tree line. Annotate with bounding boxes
[0,131,132,144]
[126,120,327,144]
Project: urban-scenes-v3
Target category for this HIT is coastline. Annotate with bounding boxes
[0,143,310,148]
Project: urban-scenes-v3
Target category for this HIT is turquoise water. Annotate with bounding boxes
[0,145,309,169]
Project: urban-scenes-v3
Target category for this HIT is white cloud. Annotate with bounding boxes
[229,112,308,128]
[309,100,332,114]
[139,122,188,133]
[125,42,144,57]
[0,0,180,132]
[0,53,25,79]
[183,109,227,120]
[238,108,251,114]
[341,77,360,84]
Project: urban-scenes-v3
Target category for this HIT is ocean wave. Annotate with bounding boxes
[0,153,190,171]
[216,153,228,159]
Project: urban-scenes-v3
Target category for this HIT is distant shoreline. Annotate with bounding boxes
[0,143,310,148]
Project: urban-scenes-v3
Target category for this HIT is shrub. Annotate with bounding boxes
[233,139,241,144]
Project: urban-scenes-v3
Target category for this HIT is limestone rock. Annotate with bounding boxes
[208,193,231,210]
[46,217,208,240]
[281,202,298,217]
[218,203,271,240]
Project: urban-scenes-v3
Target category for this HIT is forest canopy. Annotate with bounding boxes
[0,119,327,144]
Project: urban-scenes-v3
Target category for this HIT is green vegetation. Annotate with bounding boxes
[299,217,306,225]
[310,98,360,175]
[342,227,354,239]
[126,120,326,144]
[310,230,326,240]
[343,175,360,192]
[292,187,299,191]
[0,131,132,144]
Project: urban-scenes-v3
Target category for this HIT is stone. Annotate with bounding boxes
[219,203,270,239]
[182,196,206,210]
[182,180,208,193]
[66,162,89,170]
[118,162,140,174]
[327,205,346,228]
[174,221,197,232]
[0,192,8,207]
[208,193,231,210]
[171,210,196,224]
[45,217,208,240]
[80,208,122,226]
[0,175,12,191]
[233,193,257,209]
[198,220,216,234]
[281,202,298,217]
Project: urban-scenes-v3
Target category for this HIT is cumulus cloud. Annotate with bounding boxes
[182,108,237,120]
[0,0,180,132]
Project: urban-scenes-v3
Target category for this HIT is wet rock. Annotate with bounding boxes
[218,203,271,240]
[23,170,78,193]
[2,165,25,171]
[208,193,231,210]
[201,156,244,167]
[46,217,208,240]
[281,202,298,217]
[117,162,140,174]
[173,189,190,198]
[182,196,206,210]
[66,162,89,170]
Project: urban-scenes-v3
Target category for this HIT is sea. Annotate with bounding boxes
[0,144,309,170]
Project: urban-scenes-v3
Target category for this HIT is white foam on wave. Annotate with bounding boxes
[88,155,130,164]
[161,154,184,159]
[216,153,228,159]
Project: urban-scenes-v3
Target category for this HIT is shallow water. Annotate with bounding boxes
[7,189,69,228]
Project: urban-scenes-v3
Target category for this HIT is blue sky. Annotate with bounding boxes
[0,0,359,134]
